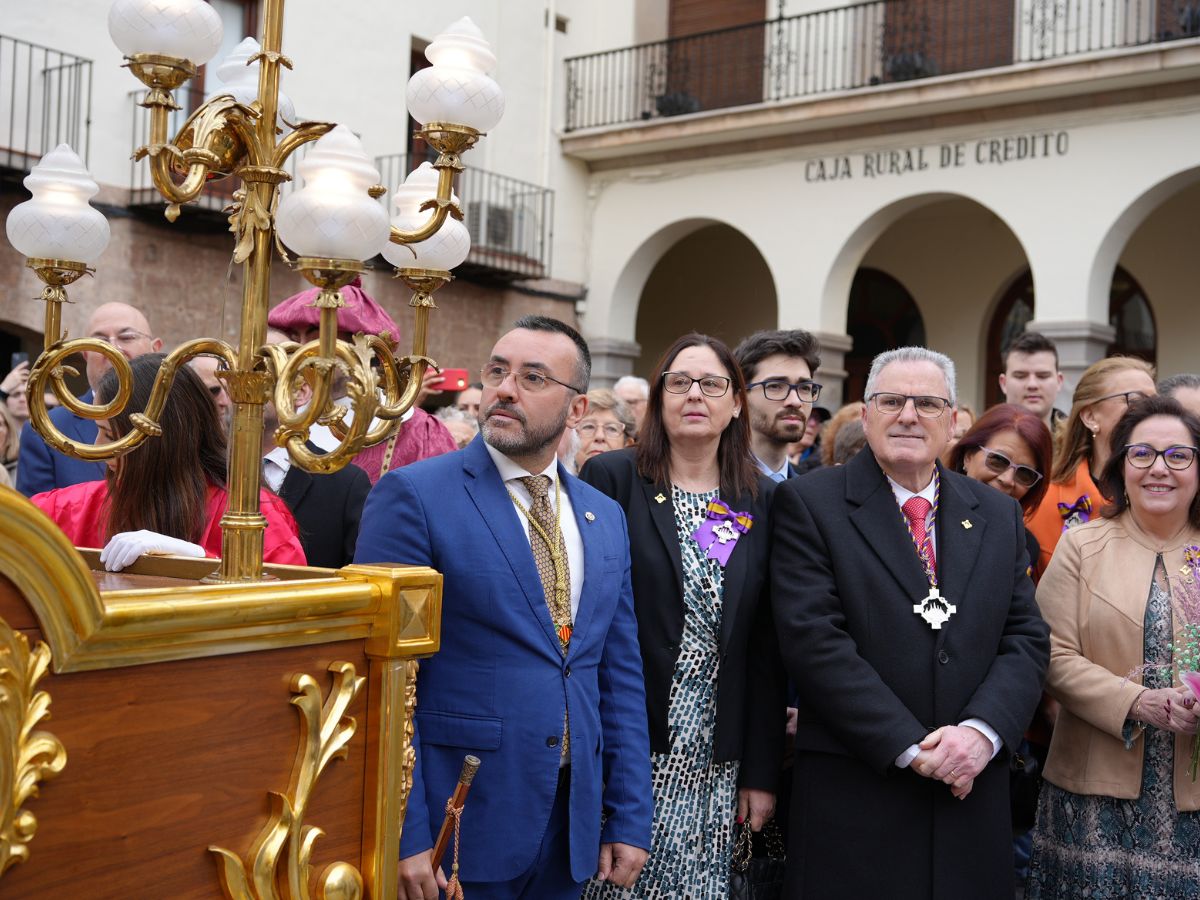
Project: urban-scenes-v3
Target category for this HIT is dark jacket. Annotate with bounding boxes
[580,447,786,791]
[16,391,106,496]
[771,448,1049,900]
[278,447,371,568]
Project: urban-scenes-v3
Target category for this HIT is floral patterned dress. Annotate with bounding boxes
[1027,556,1200,899]
[582,486,739,900]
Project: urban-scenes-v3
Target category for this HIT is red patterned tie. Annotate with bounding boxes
[902,496,936,572]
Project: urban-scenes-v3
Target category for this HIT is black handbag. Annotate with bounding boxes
[729,819,786,900]
[1009,737,1047,830]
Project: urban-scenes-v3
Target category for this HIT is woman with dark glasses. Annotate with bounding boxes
[948,403,1052,577]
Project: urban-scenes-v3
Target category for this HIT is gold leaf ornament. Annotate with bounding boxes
[209,661,366,900]
[0,621,67,878]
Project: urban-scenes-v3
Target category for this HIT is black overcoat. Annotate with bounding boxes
[771,448,1049,900]
[278,450,371,568]
[581,448,786,790]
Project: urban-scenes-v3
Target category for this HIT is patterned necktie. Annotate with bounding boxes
[902,495,936,572]
[517,474,572,757]
[516,475,572,650]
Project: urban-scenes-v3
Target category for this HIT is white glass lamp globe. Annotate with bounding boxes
[275,126,389,261]
[108,0,224,65]
[215,37,296,128]
[406,17,505,133]
[6,144,111,264]
[382,162,471,272]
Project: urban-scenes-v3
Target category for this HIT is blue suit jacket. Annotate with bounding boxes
[16,391,106,497]
[353,436,653,883]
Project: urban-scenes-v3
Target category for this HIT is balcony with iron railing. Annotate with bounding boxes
[0,34,93,180]
[376,153,553,281]
[126,107,553,280]
[564,0,1200,132]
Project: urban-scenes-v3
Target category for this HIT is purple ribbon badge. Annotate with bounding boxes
[691,500,754,567]
[1057,494,1093,532]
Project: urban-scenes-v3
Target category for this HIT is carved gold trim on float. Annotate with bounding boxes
[210,660,366,900]
[0,487,441,898]
[0,619,67,877]
[0,490,440,673]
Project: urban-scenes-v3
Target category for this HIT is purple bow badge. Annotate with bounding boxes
[691,500,754,567]
[1057,494,1093,532]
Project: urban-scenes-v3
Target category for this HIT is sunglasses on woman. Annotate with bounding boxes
[978,446,1043,488]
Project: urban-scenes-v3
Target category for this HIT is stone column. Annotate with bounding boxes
[586,335,642,388]
[812,331,854,409]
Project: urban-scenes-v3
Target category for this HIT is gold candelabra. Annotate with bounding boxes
[10,0,502,583]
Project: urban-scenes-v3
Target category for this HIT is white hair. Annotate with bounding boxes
[558,426,581,475]
[864,347,957,406]
[613,375,650,398]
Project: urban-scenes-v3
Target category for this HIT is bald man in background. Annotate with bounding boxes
[17,302,162,496]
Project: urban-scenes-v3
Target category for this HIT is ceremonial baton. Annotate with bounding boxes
[431,755,481,872]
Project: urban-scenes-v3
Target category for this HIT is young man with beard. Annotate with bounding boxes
[733,329,823,482]
[354,316,652,900]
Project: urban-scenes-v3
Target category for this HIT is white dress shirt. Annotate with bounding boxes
[887,471,1001,769]
[484,441,584,621]
[262,445,292,494]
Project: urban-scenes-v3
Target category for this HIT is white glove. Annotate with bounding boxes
[99,529,206,572]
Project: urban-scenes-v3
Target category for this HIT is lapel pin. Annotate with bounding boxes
[655,493,666,504]
[584,511,595,522]
[961,519,973,529]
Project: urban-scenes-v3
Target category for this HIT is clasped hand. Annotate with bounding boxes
[1131,686,1199,735]
[909,725,992,800]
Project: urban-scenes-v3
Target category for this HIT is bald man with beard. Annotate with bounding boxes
[17,302,162,496]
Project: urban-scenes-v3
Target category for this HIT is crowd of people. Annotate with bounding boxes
[6,287,1200,900]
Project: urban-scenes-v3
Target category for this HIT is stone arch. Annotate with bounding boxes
[1085,165,1200,325]
[604,217,725,343]
[820,191,1034,334]
[633,222,777,376]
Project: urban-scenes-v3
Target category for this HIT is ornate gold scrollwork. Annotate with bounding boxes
[0,619,67,878]
[399,660,419,831]
[209,661,367,900]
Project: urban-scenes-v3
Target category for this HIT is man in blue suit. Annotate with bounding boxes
[17,302,161,496]
[355,316,652,900]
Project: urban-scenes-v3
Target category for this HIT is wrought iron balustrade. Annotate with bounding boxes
[0,34,92,175]
[377,153,553,280]
[564,0,1197,131]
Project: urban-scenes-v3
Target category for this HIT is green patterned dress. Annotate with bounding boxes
[1027,556,1200,899]
[583,486,739,899]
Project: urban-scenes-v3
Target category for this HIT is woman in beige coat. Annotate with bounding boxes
[1028,394,1200,898]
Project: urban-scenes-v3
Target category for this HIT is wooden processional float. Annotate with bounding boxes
[1,0,505,895]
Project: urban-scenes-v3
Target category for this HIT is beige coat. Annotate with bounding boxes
[1037,513,1200,810]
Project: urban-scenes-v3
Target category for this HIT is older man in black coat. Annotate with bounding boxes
[771,347,1049,900]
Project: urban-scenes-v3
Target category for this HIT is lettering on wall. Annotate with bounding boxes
[803,131,1070,183]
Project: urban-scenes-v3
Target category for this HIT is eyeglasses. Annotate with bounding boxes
[747,379,823,403]
[481,364,583,394]
[867,393,951,417]
[1095,390,1150,407]
[577,421,626,440]
[90,329,153,348]
[977,447,1043,488]
[661,372,731,398]
[1124,443,1198,470]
